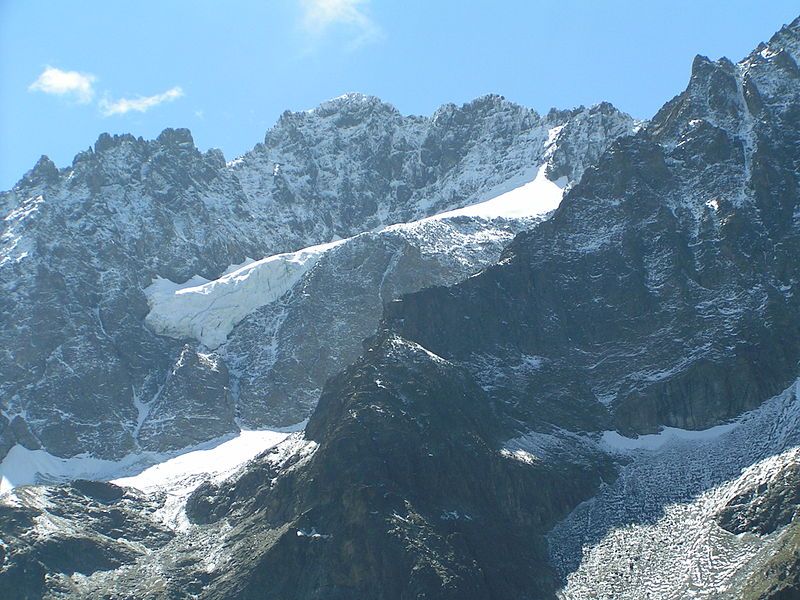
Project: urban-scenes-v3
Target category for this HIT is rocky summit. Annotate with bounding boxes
[1,14,800,600]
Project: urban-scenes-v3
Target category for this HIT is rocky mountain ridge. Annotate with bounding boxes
[0,93,634,460]
[2,14,800,600]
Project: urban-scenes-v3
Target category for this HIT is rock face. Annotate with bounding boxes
[235,95,634,232]
[0,481,173,599]
[386,19,800,437]
[223,217,532,427]
[0,94,633,460]
[717,458,800,536]
[136,346,235,451]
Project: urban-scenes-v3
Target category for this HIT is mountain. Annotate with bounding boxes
[0,95,633,461]
[171,18,800,598]
[2,14,800,600]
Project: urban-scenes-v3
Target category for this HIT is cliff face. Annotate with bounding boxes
[387,19,800,437]
[0,95,633,460]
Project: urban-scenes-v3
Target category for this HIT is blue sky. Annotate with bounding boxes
[1,0,798,190]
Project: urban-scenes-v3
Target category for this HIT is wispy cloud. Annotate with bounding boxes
[29,66,96,103]
[300,0,382,49]
[29,66,184,117]
[98,87,184,117]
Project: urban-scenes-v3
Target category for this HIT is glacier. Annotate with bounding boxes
[144,162,567,350]
[550,377,800,599]
[144,239,347,349]
[0,428,293,504]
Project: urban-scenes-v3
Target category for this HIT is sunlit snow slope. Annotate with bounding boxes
[0,428,291,506]
[145,240,346,348]
[144,163,567,350]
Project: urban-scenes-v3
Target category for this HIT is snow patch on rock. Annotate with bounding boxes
[112,429,292,529]
[0,428,293,500]
[145,239,346,348]
[424,164,566,221]
[600,421,740,453]
[144,162,567,350]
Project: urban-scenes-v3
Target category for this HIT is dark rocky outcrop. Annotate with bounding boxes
[0,483,173,599]
[717,460,800,536]
[181,334,612,600]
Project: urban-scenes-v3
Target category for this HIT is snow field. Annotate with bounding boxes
[144,163,567,349]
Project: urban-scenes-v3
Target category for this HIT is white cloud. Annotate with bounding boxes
[99,87,184,117]
[300,0,382,49]
[29,66,96,103]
